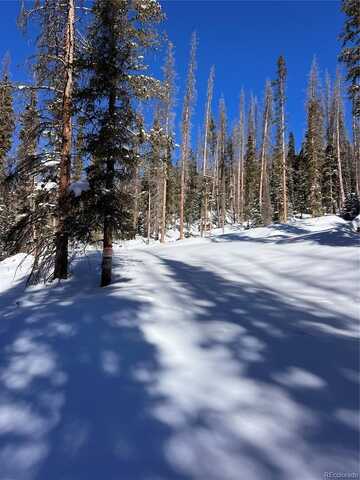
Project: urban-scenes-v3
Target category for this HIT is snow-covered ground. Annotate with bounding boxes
[0,215,359,480]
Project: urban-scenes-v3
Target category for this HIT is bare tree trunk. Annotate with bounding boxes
[179,130,186,240]
[276,57,288,223]
[179,33,197,240]
[154,166,160,240]
[280,88,287,222]
[133,165,139,234]
[231,169,235,223]
[201,67,214,237]
[54,0,75,280]
[237,92,245,224]
[259,82,272,212]
[147,190,151,245]
[336,99,345,208]
[160,42,175,243]
[221,168,225,233]
[160,160,167,243]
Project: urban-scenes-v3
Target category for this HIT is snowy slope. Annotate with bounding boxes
[0,216,359,480]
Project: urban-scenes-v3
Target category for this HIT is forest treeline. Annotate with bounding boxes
[0,0,359,286]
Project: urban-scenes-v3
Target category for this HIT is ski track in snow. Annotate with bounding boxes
[0,216,359,480]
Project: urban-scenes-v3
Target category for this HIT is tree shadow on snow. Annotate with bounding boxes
[210,221,359,248]
[147,254,359,478]
[0,252,187,480]
[0,247,359,480]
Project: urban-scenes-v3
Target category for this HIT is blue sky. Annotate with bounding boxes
[0,0,345,152]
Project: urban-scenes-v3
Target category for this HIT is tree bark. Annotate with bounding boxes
[336,99,345,208]
[160,160,167,243]
[100,88,116,287]
[54,0,75,280]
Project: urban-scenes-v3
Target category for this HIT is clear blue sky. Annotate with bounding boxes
[0,0,346,151]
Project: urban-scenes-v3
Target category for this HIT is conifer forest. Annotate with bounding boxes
[0,1,359,479]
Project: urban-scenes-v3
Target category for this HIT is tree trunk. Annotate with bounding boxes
[354,116,360,198]
[100,89,116,287]
[147,190,151,244]
[54,0,74,280]
[336,101,345,208]
[133,165,139,234]
[160,159,167,243]
[280,89,287,222]
[101,216,113,287]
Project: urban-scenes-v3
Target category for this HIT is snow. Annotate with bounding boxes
[35,181,57,192]
[0,216,359,480]
[42,160,60,168]
[68,179,90,197]
[351,214,360,232]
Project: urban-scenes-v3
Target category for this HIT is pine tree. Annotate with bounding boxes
[304,59,324,216]
[244,96,260,225]
[339,0,360,117]
[0,56,15,258]
[184,150,201,230]
[16,0,77,281]
[287,132,296,215]
[0,57,14,181]
[272,55,288,222]
[77,0,163,286]
[322,142,338,213]
[15,89,40,250]
[353,115,360,197]
[293,145,308,217]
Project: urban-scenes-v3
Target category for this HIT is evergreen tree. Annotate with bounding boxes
[77,0,163,286]
[272,55,288,222]
[341,192,360,220]
[184,150,201,230]
[15,0,77,282]
[0,57,15,258]
[293,145,308,217]
[286,132,296,215]
[0,57,14,182]
[303,59,324,216]
[339,0,360,117]
[244,97,260,225]
[15,90,40,250]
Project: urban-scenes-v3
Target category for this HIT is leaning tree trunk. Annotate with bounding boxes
[54,0,75,280]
